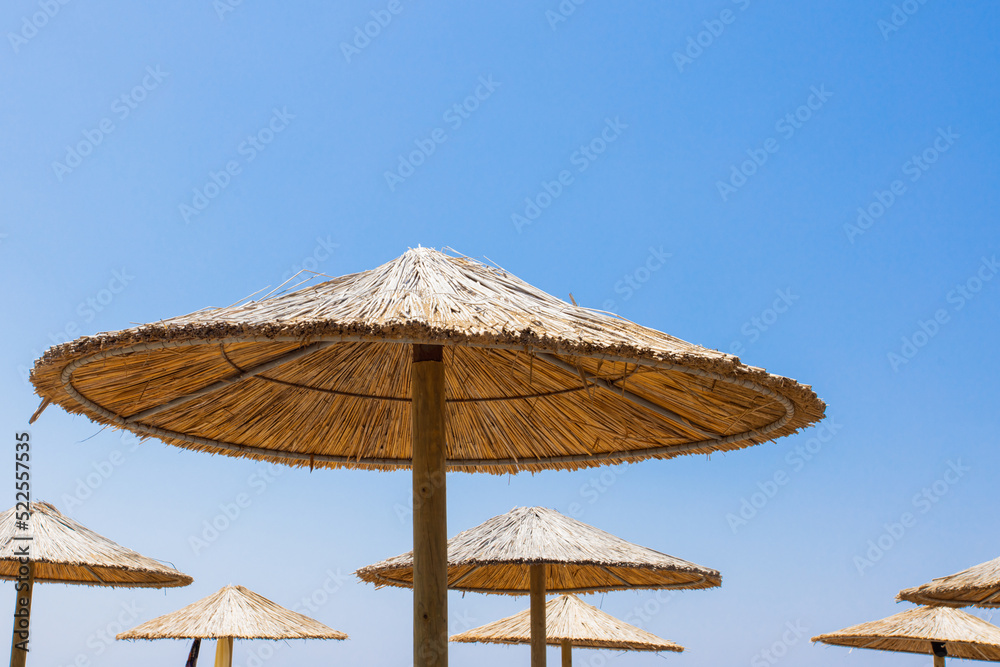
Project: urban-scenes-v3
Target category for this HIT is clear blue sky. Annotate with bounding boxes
[2,1,998,665]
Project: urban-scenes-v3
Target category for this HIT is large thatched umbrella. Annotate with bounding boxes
[0,501,192,667]
[117,584,347,667]
[812,605,1000,667]
[29,247,825,666]
[451,593,683,666]
[899,557,1000,608]
[357,506,719,664]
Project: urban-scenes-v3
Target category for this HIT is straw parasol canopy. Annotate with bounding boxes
[29,246,823,667]
[899,557,1000,608]
[0,501,192,588]
[357,506,720,594]
[452,593,683,663]
[118,584,347,640]
[118,584,347,667]
[0,500,191,667]
[812,605,1000,664]
[29,247,825,474]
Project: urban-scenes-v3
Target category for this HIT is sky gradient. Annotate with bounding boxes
[2,1,998,665]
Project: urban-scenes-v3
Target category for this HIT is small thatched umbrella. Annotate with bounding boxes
[117,584,347,667]
[30,247,825,666]
[812,605,1000,667]
[452,593,683,666]
[358,506,718,665]
[899,557,1000,608]
[0,500,192,667]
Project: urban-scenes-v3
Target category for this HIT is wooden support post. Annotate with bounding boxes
[561,638,572,667]
[8,561,32,667]
[934,654,945,667]
[530,563,547,667]
[412,344,448,667]
[214,637,233,667]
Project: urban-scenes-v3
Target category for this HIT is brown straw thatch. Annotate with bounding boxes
[451,593,683,652]
[356,506,720,594]
[812,605,1000,661]
[899,557,1000,608]
[29,247,825,474]
[117,585,348,640]
[0,501,191,588]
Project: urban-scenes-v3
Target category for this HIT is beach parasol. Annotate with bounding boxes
[812,604,1000,666]
[899,556,1000,608]
[0,500,192,667]
[117,584,347,667]
[29,247,825,666]
[358,506,718,665]
[451,593,683,666]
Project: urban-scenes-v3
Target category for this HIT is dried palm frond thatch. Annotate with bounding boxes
[812,605,1000,661]
[117,585,347,640]
[899,557,1000,608]
[451,593,683,652]
[30,247,825,474]
[356,506,719,594]
[0,501,190,588]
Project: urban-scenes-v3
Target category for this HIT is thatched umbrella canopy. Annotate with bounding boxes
[29,246,824,667]
[812,605,1000,666]
[359,506,716,666]
[357,506,720,594]
[451,593,682,665]
[0,501,191,667]
[899,557,1000,608]
[118,584,347,667]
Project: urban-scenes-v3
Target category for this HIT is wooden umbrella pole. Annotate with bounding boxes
[561,638,572,667]
[412,344,448,667]
[933,654,945,667]
[9,560,33,667]
[530,563,546,667]
[214,637,233,667]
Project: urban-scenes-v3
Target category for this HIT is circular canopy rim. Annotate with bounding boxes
[50,333,795,470]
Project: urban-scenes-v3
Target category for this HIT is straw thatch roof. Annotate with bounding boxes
[356,506,720,594]
[899,556,1000,608]
[451,593,683,652]
[117,585,348,640]
[30,247,825,474]
[812,605,1000,661]
[0,501,191,588]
